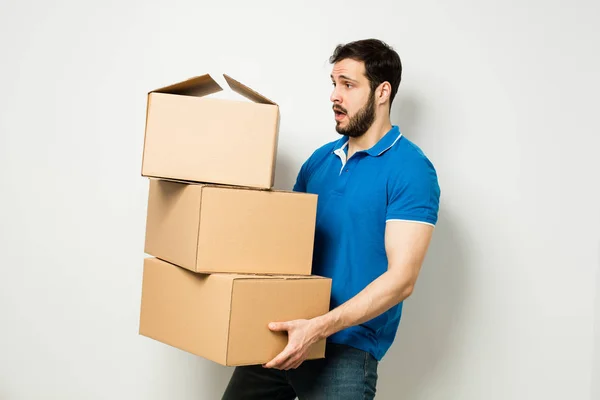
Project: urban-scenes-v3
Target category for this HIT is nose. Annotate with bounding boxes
[330,86,341,104]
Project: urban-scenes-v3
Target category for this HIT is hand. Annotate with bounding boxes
[263,318,324,370]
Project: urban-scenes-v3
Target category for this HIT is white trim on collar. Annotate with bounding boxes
[377,133,403,156]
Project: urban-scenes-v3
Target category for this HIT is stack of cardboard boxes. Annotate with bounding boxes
[137,73,332,367]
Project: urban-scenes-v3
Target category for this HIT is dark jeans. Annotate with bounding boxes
[222,343,378,400]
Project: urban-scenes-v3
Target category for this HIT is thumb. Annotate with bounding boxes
[268,321,291,332]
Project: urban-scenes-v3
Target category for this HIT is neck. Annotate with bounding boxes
[347,117,392,155]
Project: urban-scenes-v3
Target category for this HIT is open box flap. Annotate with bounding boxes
[151,74,223,97]
[223,74,277,105]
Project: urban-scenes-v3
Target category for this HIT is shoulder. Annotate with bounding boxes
[384,136,441,224]
[301,137,341,172]
[389,135,439,182]
[396,136,436,166]
[386,135,441,206]
[311,137,341,159]
[293,137,341,192]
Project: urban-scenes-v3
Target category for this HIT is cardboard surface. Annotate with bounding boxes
[141,73,280,189]
[144,178,318,275]
[139,258,332,366]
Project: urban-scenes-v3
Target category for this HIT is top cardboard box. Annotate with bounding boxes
[141,74,279,189]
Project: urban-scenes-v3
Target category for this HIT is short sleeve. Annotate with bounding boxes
[292,141,337,194]
[386,157,441,226]
[292,158,310,193]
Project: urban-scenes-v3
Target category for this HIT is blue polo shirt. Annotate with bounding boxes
[293,125,440,361]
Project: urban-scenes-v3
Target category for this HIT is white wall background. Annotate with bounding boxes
[1,0,598,399]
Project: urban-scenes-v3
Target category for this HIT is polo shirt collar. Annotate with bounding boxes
[366,125,402,156]
[332,125,403,157]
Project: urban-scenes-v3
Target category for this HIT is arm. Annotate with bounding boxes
[314,220,434,338]
[264,220,435,370]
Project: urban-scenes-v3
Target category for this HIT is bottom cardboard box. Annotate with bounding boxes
[139,257,332,366]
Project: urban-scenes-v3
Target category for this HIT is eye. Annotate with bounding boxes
[331,82,336,87]
[345,83,352,88]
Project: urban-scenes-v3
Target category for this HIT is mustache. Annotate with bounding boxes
[333,105,347,114]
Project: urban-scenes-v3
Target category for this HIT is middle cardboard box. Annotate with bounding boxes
[144,178,318,275]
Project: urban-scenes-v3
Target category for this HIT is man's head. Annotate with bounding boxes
[329,39,402,137]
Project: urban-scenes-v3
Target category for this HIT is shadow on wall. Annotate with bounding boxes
[392,91,420,136]
[272,148,299,192]
[377,207,468,398]
[192,356,234,398]
[273,137,304,190]
[376,93,469,399]
[591,243,600,400]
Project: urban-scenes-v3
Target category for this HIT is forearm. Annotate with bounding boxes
[314,269,415,339]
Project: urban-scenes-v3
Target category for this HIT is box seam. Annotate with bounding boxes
[269,109,280,188]
[195,186,203,272]
[140,93,152,176]
[226,279,235,365]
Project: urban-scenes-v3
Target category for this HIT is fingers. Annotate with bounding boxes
[290,360,304,370]
[281,357,300,371]
[263,321,307,370]
[278,357,294,371]
[264,321,292,368]
[263,345,305,370]
[263,346,293,369]
[266,344,304,370]
[268,321,291,332]
[279,354,305,370]
[265,353,304,370]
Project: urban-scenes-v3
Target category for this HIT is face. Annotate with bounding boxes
[330,58,376,138]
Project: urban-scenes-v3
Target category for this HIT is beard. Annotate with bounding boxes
[334,90,376,138]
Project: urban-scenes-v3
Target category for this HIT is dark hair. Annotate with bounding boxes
[329,39,402,108]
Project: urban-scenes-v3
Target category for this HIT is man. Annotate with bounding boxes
[222,38,441,399]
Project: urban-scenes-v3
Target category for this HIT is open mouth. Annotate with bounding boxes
[334,109,347,120]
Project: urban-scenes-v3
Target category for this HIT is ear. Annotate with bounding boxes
[377,82,392,106]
